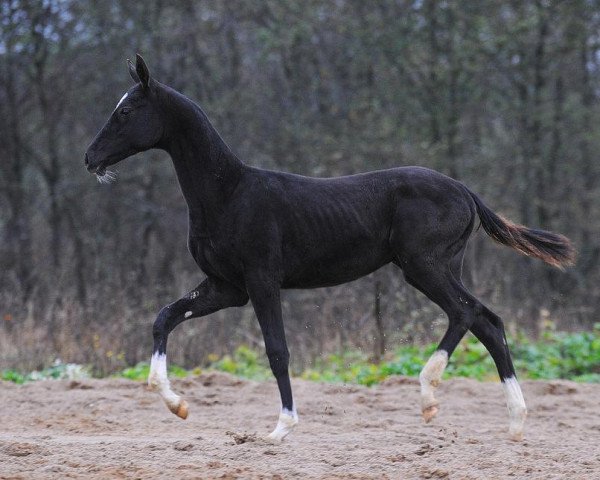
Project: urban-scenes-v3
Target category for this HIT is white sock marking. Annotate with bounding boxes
[148,352,181,410]
[266,406,298,443]
[502,376,527,440]
[419,350,448,412]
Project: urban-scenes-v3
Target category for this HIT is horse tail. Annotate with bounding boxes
[466,189,576,269]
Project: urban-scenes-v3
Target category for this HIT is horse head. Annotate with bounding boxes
[84,54,164,183]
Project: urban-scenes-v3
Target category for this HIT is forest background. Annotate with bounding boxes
[1,0,598,375]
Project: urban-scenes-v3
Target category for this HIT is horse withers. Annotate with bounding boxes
[85,54,575,443]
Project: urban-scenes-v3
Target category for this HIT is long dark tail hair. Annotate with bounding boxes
[467,190,576,269]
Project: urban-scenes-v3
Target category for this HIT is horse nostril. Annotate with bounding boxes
[84,153,89,166]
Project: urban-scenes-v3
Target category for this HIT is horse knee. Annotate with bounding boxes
[153,305,174,338]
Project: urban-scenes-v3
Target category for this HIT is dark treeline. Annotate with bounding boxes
[1,0,598,373]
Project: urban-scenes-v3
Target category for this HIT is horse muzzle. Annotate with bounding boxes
[84,151,106,174]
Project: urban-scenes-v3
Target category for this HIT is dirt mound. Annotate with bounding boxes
[1,375,599,479]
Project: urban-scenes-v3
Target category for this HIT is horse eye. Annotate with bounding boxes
[120,107,131,115]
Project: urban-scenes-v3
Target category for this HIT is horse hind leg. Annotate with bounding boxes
[417,246,469,422]
[407,256,527,440]
[418,311,473,423]
[449,236,527,439]
[419,349,448,422]
[470,306,527,441]
[401,258,476,424]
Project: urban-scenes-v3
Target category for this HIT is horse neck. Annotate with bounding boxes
[159,87,245,231]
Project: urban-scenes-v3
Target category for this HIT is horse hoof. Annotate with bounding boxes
[265,411,298,443]
[509,429,523,442]
[422,405,438,423]
[264,434,283,445]
[170,399,189,419]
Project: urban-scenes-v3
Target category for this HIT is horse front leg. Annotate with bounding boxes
[246,272,298,443]
[148,277,248,418]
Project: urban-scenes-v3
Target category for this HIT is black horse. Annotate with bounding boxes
[85,55,574,443]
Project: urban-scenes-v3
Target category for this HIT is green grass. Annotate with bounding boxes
[207,344,273,381]
[299,325,600,385]
[3,326,600,385]
[1,362,90,384]
[118,362,189,381]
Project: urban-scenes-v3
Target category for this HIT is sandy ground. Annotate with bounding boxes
[1,373,599,479]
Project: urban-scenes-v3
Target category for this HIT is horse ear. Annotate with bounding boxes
[127,58,140,83]
[135,53,151,89]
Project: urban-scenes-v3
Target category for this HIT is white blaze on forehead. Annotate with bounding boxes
[114,92,128,111]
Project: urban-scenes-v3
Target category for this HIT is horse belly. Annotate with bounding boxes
[281,236,392,289]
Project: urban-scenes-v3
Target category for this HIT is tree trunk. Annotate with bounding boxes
[373,279,385,362]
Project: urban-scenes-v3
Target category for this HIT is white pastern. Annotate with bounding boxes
[502,376,527,441]
[148,352,187,418]
[419,350,448,422]
[266,407,298,443]
[114,92,128,111]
